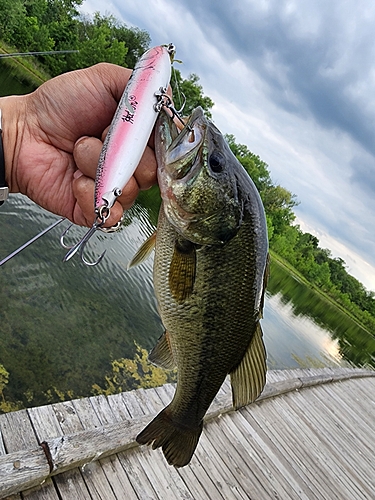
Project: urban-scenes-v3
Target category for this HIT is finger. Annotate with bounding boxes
[133,145,158,191]
[73,125,157,217]
[72,175,123,227]
[116,176,139,210]
[73,134,157,189]
[101,125,110,142]
[73,136,102,179]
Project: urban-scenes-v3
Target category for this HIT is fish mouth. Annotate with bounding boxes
[165,112,205,181]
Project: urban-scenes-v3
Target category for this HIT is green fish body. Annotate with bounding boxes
[135,107,269,467]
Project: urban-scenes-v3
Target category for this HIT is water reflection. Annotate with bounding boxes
[265,259,375,369]
[264,292,344,369]
[0,59,37,96]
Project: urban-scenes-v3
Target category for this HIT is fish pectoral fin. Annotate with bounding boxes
[230,322,267,409]
[169,240,196,303]
[127,231,157,269]
[149,331,176,370]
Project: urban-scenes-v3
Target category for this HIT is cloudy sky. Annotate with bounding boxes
[82,0,375,292]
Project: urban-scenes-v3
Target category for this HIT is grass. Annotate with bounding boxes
[0,41,50,86]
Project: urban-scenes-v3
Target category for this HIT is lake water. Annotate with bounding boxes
[1,192,374,408]
[0,61,374,409]
[0,59,37,96]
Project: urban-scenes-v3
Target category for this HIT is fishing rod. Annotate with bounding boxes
[0,217,66,266]
[0,50,79,58]
[0,48,79,265]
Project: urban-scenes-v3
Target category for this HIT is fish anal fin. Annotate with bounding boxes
[127,232,157,269]
[230,322,267,409]
[149,331,176,370]
[169,240,196,303]
[136,408,203,467]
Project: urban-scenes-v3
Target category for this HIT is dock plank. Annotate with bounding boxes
[127,384,212,500]
[297,383,375,457]
[231,409,311,500]
[240,405,324,500]
[116,448,160,500]
[244,397,348,499]
[28,402,93,500]
[292,382,375,486]
[0,368,374,500]
[153,385,228,500]
[67,408,120,500]
[0,409,59,500]
[87,395,141,500]
[272,394,366,500]
[267,388,372,499]
[205,417,270,498]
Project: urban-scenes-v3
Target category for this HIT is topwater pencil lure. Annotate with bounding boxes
[62,43,177,265]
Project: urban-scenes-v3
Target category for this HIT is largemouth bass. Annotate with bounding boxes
[134,107,269,467]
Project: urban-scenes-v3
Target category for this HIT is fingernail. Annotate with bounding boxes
[73,170,84,179]
[75,136,90,147]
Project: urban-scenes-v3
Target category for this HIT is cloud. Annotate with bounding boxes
[350,153,375,198]
[82,0,375,290]
[176,1,375,156]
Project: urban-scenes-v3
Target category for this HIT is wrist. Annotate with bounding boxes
[0,95,27,194]
[0,109,7,204]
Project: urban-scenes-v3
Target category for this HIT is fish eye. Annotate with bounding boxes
[209,152,225,173]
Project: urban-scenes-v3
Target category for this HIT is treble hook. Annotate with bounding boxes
[62,222,106,266]
[60,223,74,250]
[60,207,124,266]
[154,88,189,130]
[61,206,111,266]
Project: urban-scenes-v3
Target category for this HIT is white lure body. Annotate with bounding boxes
[95,44,174,212]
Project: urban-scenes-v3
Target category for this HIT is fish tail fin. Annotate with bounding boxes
[136,408,202,467]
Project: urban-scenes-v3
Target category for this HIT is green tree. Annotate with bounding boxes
[262,184,298,235]
[0,0,27,45]
[225,135,273,193]
[271,225,300,264]
[111,24,150,68]
[171,69,214,118]
[225,134,298,237]
[72,13,128,69]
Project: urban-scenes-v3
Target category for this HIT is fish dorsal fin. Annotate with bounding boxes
[230,322,267,409]
[259,253,270,319]
[149,331,176,370]
[169,239,196,303]
[127,232,157,269]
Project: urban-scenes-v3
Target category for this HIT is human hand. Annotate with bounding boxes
[1,63,158,227]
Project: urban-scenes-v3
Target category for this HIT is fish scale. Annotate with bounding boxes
[135,106,269,467]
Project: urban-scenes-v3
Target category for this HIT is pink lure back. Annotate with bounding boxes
[94,44,174,213]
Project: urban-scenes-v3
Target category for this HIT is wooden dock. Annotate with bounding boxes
[0,367,374,499]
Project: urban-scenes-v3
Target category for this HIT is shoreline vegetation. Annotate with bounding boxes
[0,42,48,86]
[0,1,374,412]
[270,251,374,337]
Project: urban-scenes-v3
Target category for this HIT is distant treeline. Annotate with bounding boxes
[0,0,151,75]
[225,137,375,333]
[1,0,374,332]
